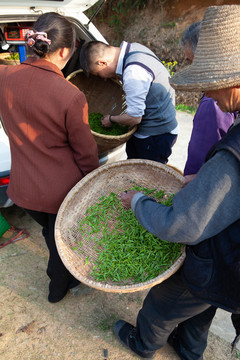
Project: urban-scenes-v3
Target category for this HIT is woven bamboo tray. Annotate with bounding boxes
[0,52,20,65]
[55,159,186,293]
[67,69,136,154]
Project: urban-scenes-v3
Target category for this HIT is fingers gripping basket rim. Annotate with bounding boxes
[55,159,186,293]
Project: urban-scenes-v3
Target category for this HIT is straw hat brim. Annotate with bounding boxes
[170,65,240,92]
[170,5,240,92]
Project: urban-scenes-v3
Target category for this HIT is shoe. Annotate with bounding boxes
[48,288,68,303]
[114,320,156,359]
[48,279,80,303]
[167,327,183,359]
[69,283,94,296]
[68,279,80,289]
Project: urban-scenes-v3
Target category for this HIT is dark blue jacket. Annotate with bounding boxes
[182,122,240,314]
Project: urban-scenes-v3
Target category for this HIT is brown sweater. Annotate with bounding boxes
[0,57,99,213]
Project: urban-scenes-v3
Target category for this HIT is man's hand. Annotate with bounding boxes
[121,190,139,209]
[101,115,112,128]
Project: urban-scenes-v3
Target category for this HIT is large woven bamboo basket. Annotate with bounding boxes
[0,52,20,65]
[67,70,136,154]
[55,159,186,293]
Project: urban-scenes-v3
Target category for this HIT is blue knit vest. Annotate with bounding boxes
[122,43,177,136]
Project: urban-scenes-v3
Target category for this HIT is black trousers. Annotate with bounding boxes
[135,270,217,360]
[126,133,177,164]
[24,209,79,300]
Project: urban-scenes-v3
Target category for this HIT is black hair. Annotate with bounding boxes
[79,41,109,74]
[27,12,76,58]
[181,21,202,53]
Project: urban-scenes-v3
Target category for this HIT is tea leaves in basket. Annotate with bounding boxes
[73,187,183,285]
[89,112,129,136]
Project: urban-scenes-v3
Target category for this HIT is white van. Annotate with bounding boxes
[0,0,126,207]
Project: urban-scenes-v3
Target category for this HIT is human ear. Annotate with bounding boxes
[96,60,108,67]
[59,47,70,60]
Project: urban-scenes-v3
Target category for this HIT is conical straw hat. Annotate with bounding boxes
[170,5,240,91]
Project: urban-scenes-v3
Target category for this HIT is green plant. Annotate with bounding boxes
[5,52,19,60]
[89,112,129,135]
[85,0,148,38]
[162,60,177,77]
[162,21,176,28]
[175,104,197,115]
[76,186,183,284]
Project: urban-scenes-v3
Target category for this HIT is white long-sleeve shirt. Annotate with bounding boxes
[116,41,178,137]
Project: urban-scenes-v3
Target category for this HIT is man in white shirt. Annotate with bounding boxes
[80,40,178,163]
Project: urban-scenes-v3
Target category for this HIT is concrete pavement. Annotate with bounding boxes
[168,110,193,173]
[168,111,239,351]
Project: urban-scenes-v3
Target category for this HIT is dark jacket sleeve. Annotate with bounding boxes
[132,150,240,245]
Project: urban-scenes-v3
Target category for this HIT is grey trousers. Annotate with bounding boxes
[135,270,217,360]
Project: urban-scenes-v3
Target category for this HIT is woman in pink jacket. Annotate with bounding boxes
[0,12,99,303]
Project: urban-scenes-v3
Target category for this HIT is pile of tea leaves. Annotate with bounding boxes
[73,185,183,285]
[89,112,129,136]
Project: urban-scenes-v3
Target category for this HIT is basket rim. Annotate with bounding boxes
[58,160,184,204]
[91,124,137,139]
[66,68,123,87]
[67,69,133,140]
[55,159,185,293]
[66,68,82,81]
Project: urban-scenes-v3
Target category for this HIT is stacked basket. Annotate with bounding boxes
[67,70,136,154]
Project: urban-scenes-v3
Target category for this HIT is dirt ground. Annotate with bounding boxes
[0,204,236,360]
